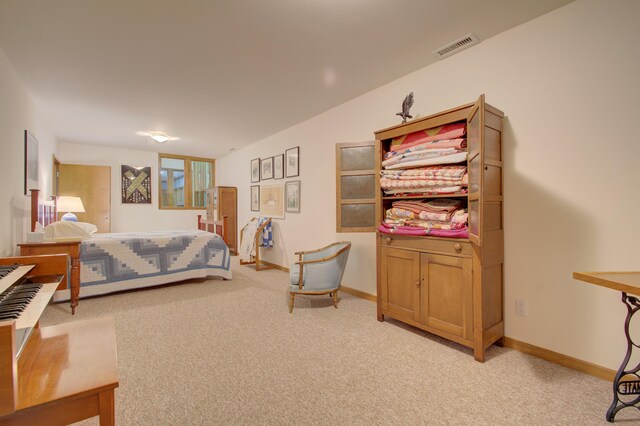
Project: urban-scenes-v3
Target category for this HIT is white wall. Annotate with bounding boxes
[0,47,58,256]
[217,0,640,370]
[58,142,205,232]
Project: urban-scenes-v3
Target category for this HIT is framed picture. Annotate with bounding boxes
[261,156,273,180]
[251,185,260,211]
[273,154,284,180]
[121,165,152,204]
[285,180,301,213]
[24,130,39,195]
[260,184,285,219]
[285,146,299,178]
[251,158,260,183]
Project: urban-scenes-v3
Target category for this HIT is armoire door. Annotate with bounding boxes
[420,253,473,340]
[380,246,420,322]
[58,164,111,233]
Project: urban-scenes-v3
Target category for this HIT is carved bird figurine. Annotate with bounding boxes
[396,92,414,123]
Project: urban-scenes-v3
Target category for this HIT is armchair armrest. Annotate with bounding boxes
[294,246,349,266]
[294,241,352,260]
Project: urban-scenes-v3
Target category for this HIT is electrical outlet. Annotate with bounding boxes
[515,299,528,317]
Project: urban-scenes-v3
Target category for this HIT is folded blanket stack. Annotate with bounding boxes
[380,165,468,195]
[379,122,469,239]
[381,198,468,238]
[380,122,468,195]
[389,122,467,152]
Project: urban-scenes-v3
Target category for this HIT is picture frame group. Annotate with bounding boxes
[250,146,301,214]
[250,147,298,183]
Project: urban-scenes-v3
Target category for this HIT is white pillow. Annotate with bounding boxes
[44,221,98,241]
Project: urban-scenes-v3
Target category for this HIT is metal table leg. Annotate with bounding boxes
[607,292,640,422]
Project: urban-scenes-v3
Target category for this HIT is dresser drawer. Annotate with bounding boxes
[378,233,471,257]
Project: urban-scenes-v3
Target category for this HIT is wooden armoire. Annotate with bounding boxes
[206,186,237,254]
[374,95,504,362]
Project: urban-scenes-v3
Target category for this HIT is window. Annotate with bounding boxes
[159,154,215,209]
[335,141,377,232]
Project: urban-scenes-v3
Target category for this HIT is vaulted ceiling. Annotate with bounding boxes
[0,0,573,158]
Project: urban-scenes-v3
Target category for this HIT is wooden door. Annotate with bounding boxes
[380,246,420,322]
[420,253,473,340]
[58,164,111,233]
[219,187,237,254]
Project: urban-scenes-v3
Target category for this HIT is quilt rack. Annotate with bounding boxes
[239,217,273,271]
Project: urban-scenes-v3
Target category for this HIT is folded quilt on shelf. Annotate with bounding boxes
[383,186,464,195]
[380,176,465,190]
[380,165,467,180]
[389,122,467,152]
[383,138,467,166]
[384,151,467,170]
[387,207,452,222]
[385,210,468,230]
[378,221,468,239]
[383,198,469,238]
[391,198,463,214]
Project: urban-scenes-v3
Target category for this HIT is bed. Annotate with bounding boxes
[26,190,232,312]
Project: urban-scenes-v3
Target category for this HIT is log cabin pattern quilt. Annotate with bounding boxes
[53,230,231,301]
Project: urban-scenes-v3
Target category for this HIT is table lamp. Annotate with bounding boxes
[57,196,85,222]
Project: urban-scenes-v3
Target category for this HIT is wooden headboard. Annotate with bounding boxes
[30,189,57,232]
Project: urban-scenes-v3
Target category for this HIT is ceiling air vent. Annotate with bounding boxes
[433,33,480,59]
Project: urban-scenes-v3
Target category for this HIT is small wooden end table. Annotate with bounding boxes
[573,271,640,422]
[18,240,81,314]
[0,316,119,425]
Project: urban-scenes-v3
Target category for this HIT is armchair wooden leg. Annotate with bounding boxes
[332,291,338,308]
[289,293,295,313]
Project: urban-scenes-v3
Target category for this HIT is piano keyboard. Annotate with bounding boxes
[0,264,36,294]
[0,282,43,320]
[0,261,62,358]
[0,264,19,277]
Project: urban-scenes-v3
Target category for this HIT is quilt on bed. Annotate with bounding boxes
[54,230,231,301]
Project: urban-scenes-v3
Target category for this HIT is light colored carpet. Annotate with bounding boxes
[39,257,637,425]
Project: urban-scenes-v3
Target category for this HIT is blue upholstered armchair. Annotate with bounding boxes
[289,241,351,313]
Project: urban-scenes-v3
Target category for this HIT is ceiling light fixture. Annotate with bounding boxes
[150,132,169,143]
[136,130,180,143]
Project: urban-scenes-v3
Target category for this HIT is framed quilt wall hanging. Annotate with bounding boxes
[122,165,152,204]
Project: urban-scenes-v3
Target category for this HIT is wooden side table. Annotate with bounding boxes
[18,241,81,314]
[574,271,640,422]
[0,316,119,425]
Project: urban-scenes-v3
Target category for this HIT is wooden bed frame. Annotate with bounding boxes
[29,189,57,231]
[197,214,227,243]
[25,190,229,314]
